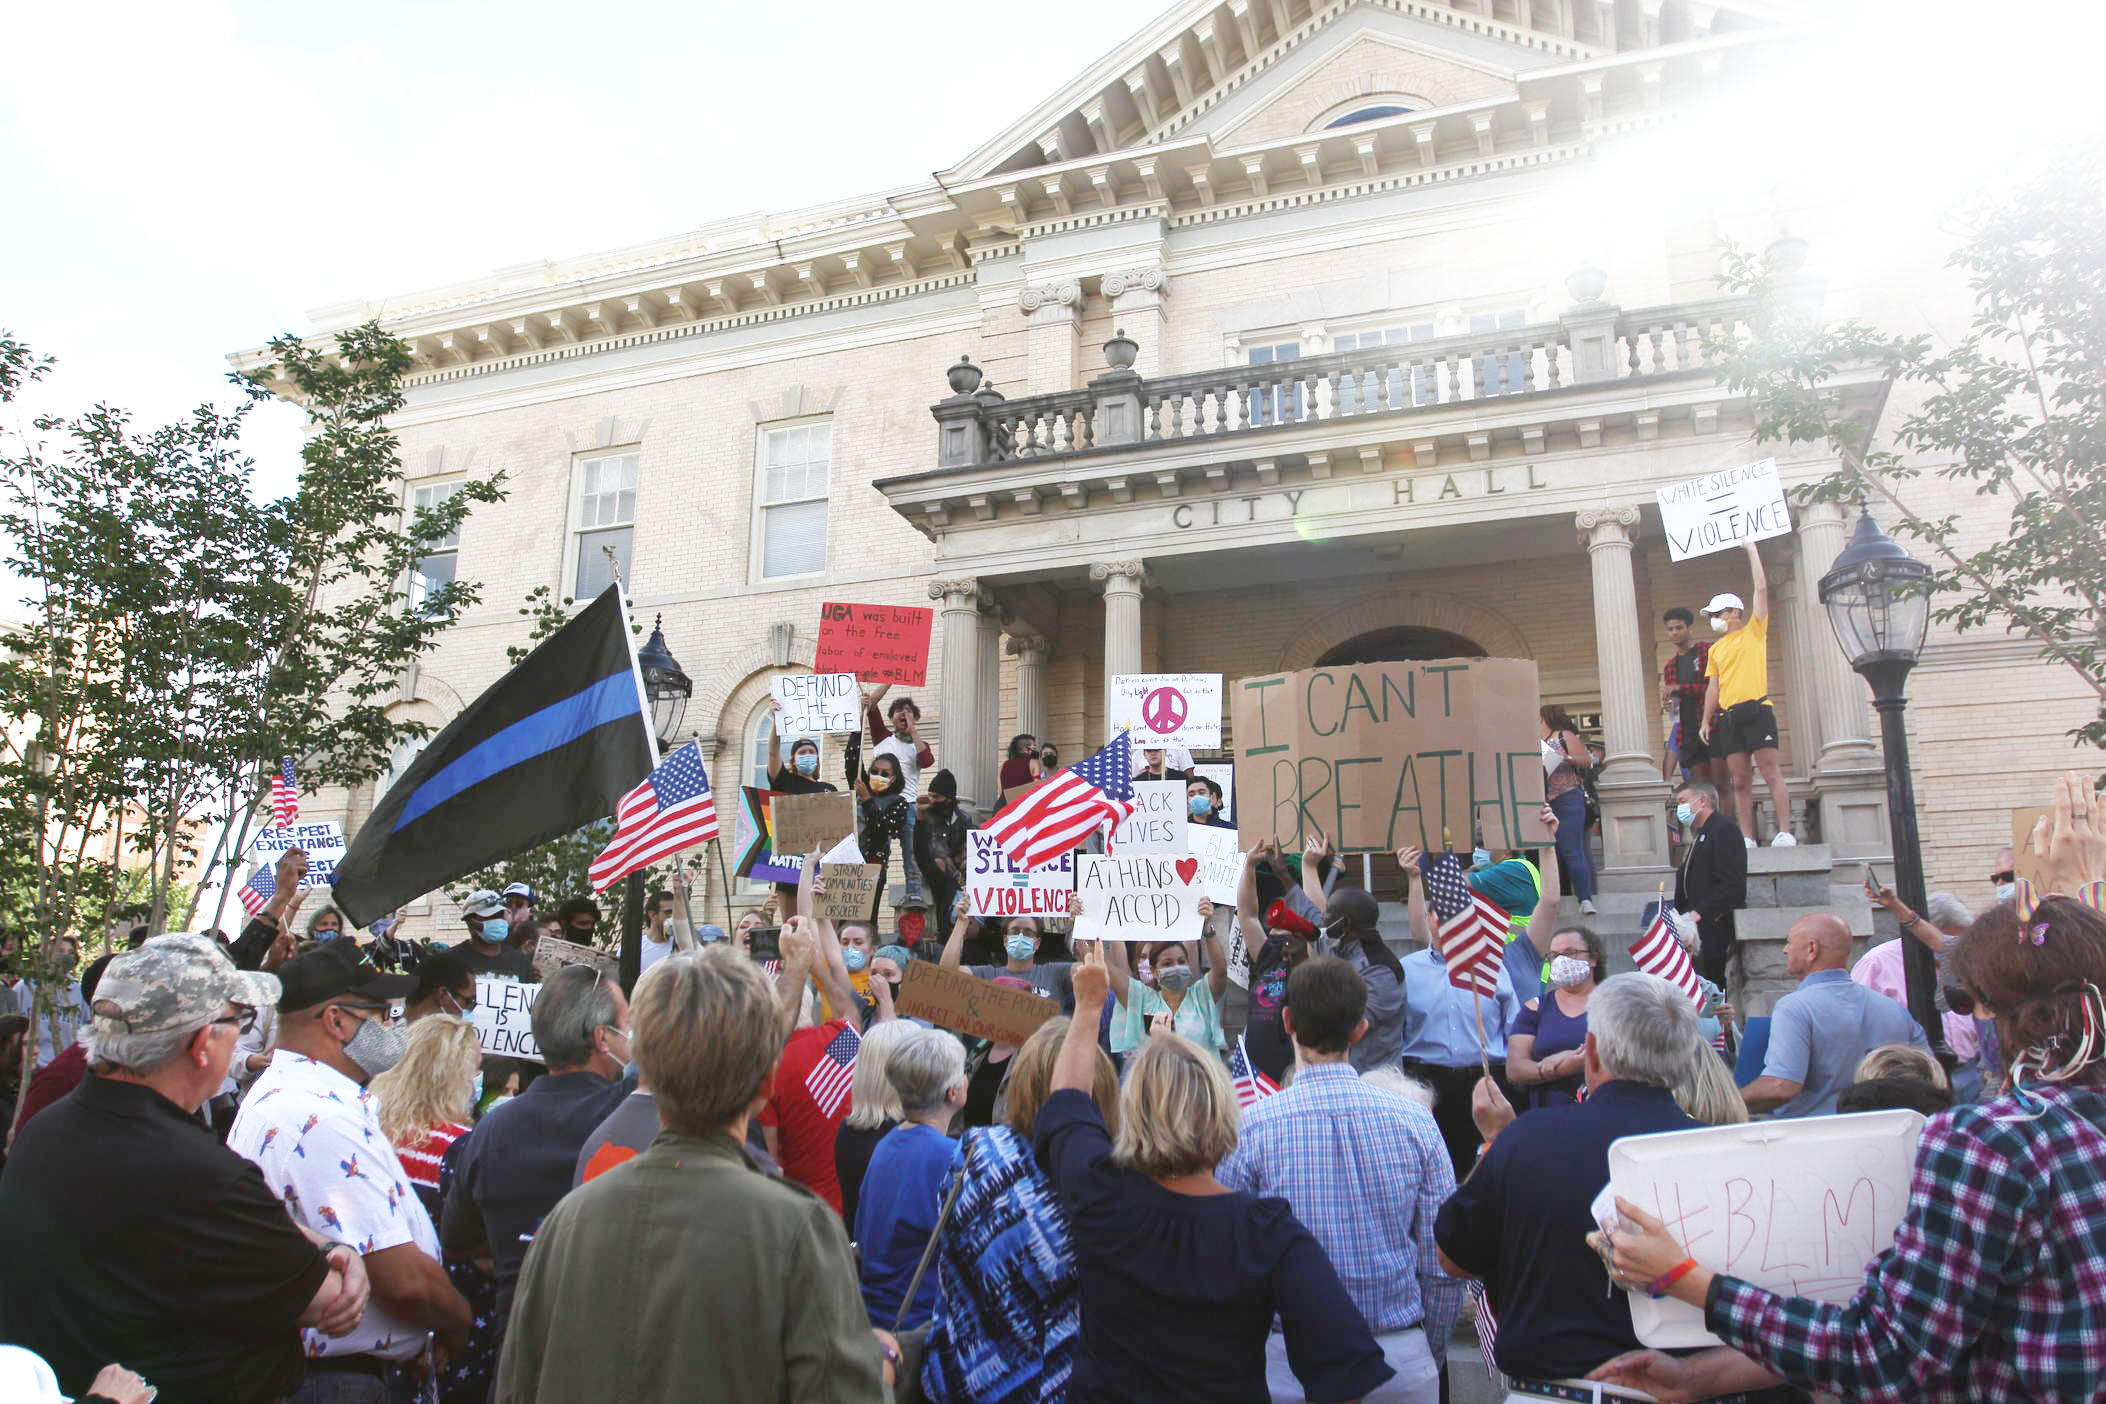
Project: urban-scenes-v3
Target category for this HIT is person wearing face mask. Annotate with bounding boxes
[305,907,346,942]
[998,732,1041,796]
[863,684,935,908]
[940,906,1077,1010]
[1990,845,2017,907]
[1097,914,1231,1057]
[765,698,839,797]
[849,742,913,914]
[914,769,970,929]
[453,890,538,983]
[230,944,474,1395]
[1671,780,1747,988]
[1506,927,1607,1110]
[639,889,699,979]
[1187,775,1234,830]
[402,948,477,1025]
[1695,541,1796,848]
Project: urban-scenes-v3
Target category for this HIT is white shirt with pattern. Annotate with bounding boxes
[229,1050,439,1361]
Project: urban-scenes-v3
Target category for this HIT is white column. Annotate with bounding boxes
[929,577,989,813]
[1577,508,1671,872]
[1102,266,1169,377]
[1019,279,1083,394]
[975,602,1004,812]
[1007,633,1052,745]
[1091,560,1146,721]
[1793,499,1890,857]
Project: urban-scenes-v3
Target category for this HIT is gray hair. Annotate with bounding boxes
[83,1016,210,1076]
[1926,891,1974,936]
[1675,779,1720,808]
[844,1018,921,1130]
[530,966,620,1069]
[1358,1065,1438,1111]
[1588,973,1698,1087]
[885,1025,966,1115]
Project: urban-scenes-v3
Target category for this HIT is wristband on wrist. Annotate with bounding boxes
[1647,1257,1699,1298]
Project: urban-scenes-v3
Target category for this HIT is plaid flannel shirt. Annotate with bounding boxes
[1705,1082,2106,1402]
[1218,1063,1465,1349]
[1663,642,1710,702]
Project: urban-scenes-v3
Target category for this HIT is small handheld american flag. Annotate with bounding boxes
[237,864,276,917]
[588,741,721,892]
[1229,1033,1278,1109]
[1419,851,1508,998]
[804,1019,860,1119]
[1629,906,1704,1004]
[982,732,1136,870]
[269,758,300,828]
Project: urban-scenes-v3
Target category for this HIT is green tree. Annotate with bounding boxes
[1709,147,2106,748]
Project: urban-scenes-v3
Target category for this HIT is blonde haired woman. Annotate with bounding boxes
[1035,945,1392,1403]
[834,1017,921,1230]
[370,1014,483,1219]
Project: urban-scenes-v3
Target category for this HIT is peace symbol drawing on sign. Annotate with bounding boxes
[1141,686,1187,735]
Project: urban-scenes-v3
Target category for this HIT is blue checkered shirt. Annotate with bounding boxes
[1219,1062,1465,1346]
[1707,1081,2106,1401]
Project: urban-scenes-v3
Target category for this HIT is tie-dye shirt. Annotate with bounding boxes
[229,1050,440,1362]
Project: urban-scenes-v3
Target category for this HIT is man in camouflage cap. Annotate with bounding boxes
[89,933,284,1043]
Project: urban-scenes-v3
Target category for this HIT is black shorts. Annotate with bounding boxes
[1714,700,1780,757]
[1675,720,1712,766]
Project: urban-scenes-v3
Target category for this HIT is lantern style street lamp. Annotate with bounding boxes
[620,616,692,992]
[1818,501,1942,1050]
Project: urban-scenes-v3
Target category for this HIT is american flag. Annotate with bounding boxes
[982,732,1135,870]
[1629,907,1704,1004]
[1419,851,1507,998]
[803,1019,860,1118]
[1229,1033,1278,1108]
[237,863,275,917]
[269,757,299,828]
[588,742,720,892]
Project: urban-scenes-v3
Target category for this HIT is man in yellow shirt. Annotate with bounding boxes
[1698,542,1795,848]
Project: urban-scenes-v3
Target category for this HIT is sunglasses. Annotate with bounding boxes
[1992,870,2017,885]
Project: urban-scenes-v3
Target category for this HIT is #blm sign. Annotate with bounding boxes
[770,672,861,734]
[251,822,348,888]
[530,935,615,981]
[1657,458,1793,562]
[966,831,1076,918]
[815,602,933,686]
[1232,656,1552,854]
[1603,1109,1925,1347]
[1109,780,1187,855]
[473,977,543,1061]
[1072,854,1205,944]
[895,961,1060,1048]
[1110,673,1224,749]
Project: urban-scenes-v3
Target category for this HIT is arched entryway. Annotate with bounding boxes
[1313,624,1487,667]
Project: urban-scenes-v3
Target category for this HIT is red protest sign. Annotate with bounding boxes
[815,602,933,685]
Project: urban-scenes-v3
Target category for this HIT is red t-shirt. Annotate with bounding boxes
[397,1121,469,1192]
[16,1043,87,1129]
[759,1019,854,1214]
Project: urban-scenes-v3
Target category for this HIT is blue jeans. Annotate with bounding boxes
[898,803,926,903]
[1549,787,1595,902]
[288,1364,421,1404]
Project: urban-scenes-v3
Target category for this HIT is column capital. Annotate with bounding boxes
[1005,632,1051,662]
[928,577,987,608]
[1101,266,1168,299]
[1798,496,1847,529]
[1089,559,1147,590]
[1575,505,1642,548]
[1018,280,1083,322]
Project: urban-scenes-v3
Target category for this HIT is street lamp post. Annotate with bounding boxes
[620,615,692,993]
[1817,502,1943,1052]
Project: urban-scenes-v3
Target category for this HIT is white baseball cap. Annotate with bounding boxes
[1701,593,1746,616]
[462,889,506,919]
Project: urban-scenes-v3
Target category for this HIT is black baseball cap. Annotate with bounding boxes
[277,943,417,1013]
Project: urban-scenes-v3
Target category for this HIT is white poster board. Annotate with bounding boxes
[966,831,1076,919]
[473,977,544,1062]
[1224,915,1251,990]
[1601,1110,1925,1347]
[1110,673,1223,749]
[1193,762,1234,822]
[250,822,347,888]
[1109,780,1188,855]
[1656,457,1792,562]
[1186,823,1245,905]
[1072,854,1205,944]
[770,672,861,734]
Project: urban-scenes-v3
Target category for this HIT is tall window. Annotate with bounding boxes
[743,704,780,892]
[1245,340,1303,426]
[755,422,830,580]
[407,481,462,610]
[1332,324,1438,410]
[1471,309,1530,396]
[572,452,637,598]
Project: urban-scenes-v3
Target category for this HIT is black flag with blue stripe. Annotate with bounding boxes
[332,585,654,924]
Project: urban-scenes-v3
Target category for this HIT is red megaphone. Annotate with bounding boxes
[1266,900,1319,940]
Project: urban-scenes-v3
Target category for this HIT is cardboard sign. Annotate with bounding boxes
[1109,780,1188,855]
[473,977,543,1061]
[817,862,882,921]
[816,602,933,685]
[530,934,616,981]
[250,822,347,889]
[1231,657,1552,854]
[1194,762,1235,822]
[1225,915,1251,990]
[1110,673,1224,748]
[771,792,856,857]
[1072,854,1205,944]
[895,960,1060,1047]
[731,787,806,885]
[966,831,1076,918]
[1657,457,1792,562]
[770,672,861,735]
[1186,823,1246,905]
[2011,805,2050,889]
[1604,1110,1924,1347]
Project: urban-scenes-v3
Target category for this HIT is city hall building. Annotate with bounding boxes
[246,0,2089,985]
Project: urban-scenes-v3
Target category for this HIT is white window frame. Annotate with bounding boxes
[741,702,781,894]
[405,478,464,610]
[750,417,832,584]
[565,450,639,601]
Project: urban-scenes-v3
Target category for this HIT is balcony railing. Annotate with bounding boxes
[931,295,1755,469]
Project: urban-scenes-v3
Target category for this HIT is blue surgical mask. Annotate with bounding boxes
[1675,802,1696,827]
[314,927,342,942]
[1189,794,1212,817]
[1995,882,2016,904]
[480,917,510,942]
[1005,934,1036,962]
[794,751,818,776]
[1471,847,1493,871]
[843,947,869,973]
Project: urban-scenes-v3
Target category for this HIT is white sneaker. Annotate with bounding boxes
[1771,832,1798,847]
[1580,899,1598,916]
[1744,837,1757,849]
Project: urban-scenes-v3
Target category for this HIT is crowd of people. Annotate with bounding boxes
[1,642,2103,1403]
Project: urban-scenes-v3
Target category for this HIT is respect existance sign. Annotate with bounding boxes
[250,822,346,888]
[1656,458,1792,562]
[1231,657,1552,854]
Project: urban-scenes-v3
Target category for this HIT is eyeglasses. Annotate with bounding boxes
[213,1004,259,1036]
[329,999,396,1026]
[440,989,477,1015]
[1992,870,2017,885]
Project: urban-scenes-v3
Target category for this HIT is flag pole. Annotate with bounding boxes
[605,548,657,995]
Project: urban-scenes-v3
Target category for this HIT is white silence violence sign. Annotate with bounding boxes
[1656,457,1792,562]
[472,977,543,1061]
[966,831,1075,918]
